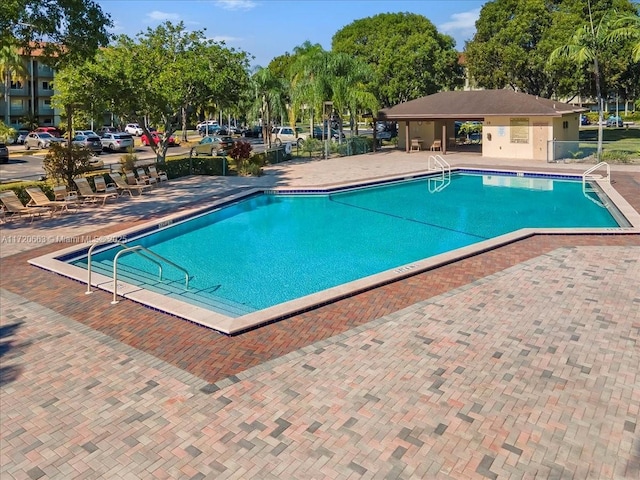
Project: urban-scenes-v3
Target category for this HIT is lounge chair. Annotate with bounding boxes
[94,176,120,196]
[148,165,168,183]
[124,171,154,192]
[429,139,442,151]
[0,190,52,222]
[25,186,75,215]
[108,172,151,196]
[53,185,81,208]
[73,177,118,206]
[136,167,157,187]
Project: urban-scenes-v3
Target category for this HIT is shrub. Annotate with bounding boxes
[300,137,322,158]
[43,142,94,191]
[120,147,138,172]
[601,150,632,163]
[161,156,228,178]
[229,140,253,173]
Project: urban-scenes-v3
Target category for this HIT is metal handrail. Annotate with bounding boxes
[427,155,451,193]
[582,161,610,185]
[111,245,190,304]
[86,240,190,298]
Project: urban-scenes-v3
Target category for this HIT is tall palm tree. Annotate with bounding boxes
[289,42,332,133]
[1,42,28,126]
[549,1,612,159]
[606,12,640,62]
[249,67,287,147]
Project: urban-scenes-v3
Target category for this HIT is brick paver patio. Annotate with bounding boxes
[1,153,639,479]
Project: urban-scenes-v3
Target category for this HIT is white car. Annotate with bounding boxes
[124,123,143,136]
[100,132,134,152]
[196,120,218,130]
[270,126,309,147]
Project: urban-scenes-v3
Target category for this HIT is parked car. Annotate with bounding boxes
[606,115,623,127]
[375,121,397,140]
[97,125,119,135]
[199,124,223,136]
[71,134,103,154]
[124,123,144,136]
[241,125,263,138]
[140,131,177,146]
[312,126,345,141]
[88,158,105,169]
[100,132,134,151]
[196,120,218,130]
[16,129,30,145]
[0,142,8,164]
[24,132,66,150]
[580,114,591,126]
[270,126,309,147]
[35,126,62,137]
[75,130,98,137]
[190,135,234,156]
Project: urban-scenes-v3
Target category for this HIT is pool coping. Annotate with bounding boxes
[28,167,640,335]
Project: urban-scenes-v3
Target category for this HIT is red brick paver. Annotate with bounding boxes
[1,162,639,479]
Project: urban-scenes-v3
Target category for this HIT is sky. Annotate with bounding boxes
[98,0,488,68]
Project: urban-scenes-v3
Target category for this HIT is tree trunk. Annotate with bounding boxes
[593,57,603,160]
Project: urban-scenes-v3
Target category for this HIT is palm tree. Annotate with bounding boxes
[0,42,28,126]
[249,67,287,147]
[606,12,640,62]
[289,42,332,133]
[548,1,621,159]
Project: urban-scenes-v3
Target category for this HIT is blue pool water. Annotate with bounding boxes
[73,172,621,316]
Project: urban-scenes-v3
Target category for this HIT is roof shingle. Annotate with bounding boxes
[378,90,586,120]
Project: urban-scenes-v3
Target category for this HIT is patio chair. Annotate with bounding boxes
[93,176,121,196]
[136,167,157,187]
[124,171,154,192]
[147,165,168,183]
[73,177,118,206]
[410,138,422,152]
[109,172,151,196]
[429,139,442,151]
[0,190,52,222]
[25,186,75,215]
[53,185,81,208]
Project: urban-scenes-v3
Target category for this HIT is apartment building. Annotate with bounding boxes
[1,47,61,129]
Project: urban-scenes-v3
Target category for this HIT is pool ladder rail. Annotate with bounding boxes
[427,154,451,193]
[582,162,610,208]
[85,240,191,305]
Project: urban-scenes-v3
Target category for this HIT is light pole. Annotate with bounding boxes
[323,101,333,160]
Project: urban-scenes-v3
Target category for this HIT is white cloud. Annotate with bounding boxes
[206,35,242,44]
[214,0,257,11]
[439,8,481,40]
[108,20,125,33]
[146,10,181,22]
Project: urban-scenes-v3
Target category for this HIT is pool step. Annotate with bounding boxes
[86,259,254,317]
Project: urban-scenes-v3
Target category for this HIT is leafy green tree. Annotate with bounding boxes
[549,1,619,158]
[0,0,112,69]
[0,122,17,143]
[43,142,94,190]
[466,0,637,100]
[332,13,463,107]
[55,22,250,163]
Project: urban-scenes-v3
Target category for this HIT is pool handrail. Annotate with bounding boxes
[582,162,610,208]
[111,245,190,304]
[428,154,451,193]
[85,240,190,298]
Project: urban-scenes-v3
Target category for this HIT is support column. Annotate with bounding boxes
[405,121,410,153]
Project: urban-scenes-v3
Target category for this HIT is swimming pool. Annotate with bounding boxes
[30,168,638,334]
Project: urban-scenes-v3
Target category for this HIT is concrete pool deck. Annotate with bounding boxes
[1,151,639,479]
